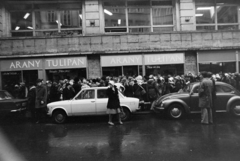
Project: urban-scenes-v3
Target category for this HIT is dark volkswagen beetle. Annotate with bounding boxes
[0,90,27,116]
[152,82,240,119]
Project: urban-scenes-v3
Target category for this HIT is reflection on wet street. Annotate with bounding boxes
[1,114,240,161]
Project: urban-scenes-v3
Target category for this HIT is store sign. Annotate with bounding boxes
[0,59,43,71]
[145,53,184,65]
[101,55,142,67]
[45,57,86,69]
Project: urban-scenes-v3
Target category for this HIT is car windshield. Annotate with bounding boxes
[0,91,14,100]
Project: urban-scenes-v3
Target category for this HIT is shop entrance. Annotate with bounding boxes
[46,68,87,82]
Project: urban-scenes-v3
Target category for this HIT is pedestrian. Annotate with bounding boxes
[27,82,36,120]
[106,80,122,125]
[35,79,47,123]
[198,72,214,125]
[18,82,28,99]
[63,83,75,100]
[208,72,217,122]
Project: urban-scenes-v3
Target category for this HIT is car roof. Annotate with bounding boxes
[190,81,234,87]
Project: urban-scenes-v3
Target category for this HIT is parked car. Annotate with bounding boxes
[0,90,27,116]
[47,87,140,124]
[152,82,240,119]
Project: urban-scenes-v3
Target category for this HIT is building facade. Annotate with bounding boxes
[0,0,240,89]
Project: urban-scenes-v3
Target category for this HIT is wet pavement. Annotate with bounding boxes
[1,113,240,161]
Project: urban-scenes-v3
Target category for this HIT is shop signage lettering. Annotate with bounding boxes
[145,53,184,65]
[0,59,43,71]
[9,60,41,69]
[101,55,142,67]
[45,57,86,69]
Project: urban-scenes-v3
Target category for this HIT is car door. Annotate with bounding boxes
[215,85,235,111]
[95,89,108,114]
[71,89,96,115]
[190,84,200,112]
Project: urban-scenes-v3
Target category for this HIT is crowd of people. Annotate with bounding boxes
[2,72,240,123]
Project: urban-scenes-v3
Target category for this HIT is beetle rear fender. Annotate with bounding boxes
[163,99,190,113]
[51,107,69,117]
[226,96,240,112]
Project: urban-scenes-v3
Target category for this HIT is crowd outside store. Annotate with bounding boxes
[3,72,240,108]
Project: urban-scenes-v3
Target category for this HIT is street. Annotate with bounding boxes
[1,113,240,161]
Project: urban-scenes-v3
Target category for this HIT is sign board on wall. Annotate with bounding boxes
[0,57,87,71]
[145,53,184,65]
[0,59,43,71]
[45,57,87,69]
[101,55,142,67]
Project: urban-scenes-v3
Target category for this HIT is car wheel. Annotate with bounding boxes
[168,104,184,119]
[120,107,131,121]
[53,110,67,124]
[231,102,240,117]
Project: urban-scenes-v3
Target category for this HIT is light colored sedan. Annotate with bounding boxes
[47,87,140,124]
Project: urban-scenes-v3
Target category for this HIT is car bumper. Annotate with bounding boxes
[10,107,27,113]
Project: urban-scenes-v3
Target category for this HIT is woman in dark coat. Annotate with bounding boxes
[106,80,122,125]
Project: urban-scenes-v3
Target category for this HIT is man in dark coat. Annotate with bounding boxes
[27,82,36,120]
[199,72,214,125]
[35,79,47,123]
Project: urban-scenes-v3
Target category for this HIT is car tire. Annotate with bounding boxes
[53,110,67,124]
[120,107,131,121]
[230,102,240,117]
[167,103,184,119]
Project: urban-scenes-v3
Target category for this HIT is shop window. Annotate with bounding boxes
[123,66,138,77]
[102,67,122,77]
[1,71,21,96]
[146,64,184,76]
[104,0,175,33]
[199,62,236,74]
[9,2,82,37]
[195,0,240,31]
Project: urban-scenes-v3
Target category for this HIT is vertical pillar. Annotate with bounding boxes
[236,51,239,73]
[84,0,102,34]
[179,0,195,31]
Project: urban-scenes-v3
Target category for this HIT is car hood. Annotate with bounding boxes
[159,92,189,101]
[47,100,71,107]
[0,99,27,103]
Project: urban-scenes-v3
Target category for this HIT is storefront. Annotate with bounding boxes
[101,55,143,77]
[0,58,42,94]
[145,53,185,76]
[101,53,185,77]
[0,56,87,92]
[198,50,238,74]
[45,57,87,82]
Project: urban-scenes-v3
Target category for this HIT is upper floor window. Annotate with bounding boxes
[103,0,175,33]
[195,0,240,30]
[9,2,82,37]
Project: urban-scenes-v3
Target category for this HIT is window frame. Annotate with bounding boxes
[8,1,83,37]
[103,0,175,33]
[195,0,240,30]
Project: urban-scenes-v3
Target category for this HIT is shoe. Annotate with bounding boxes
[108,122,114,126]
[119,121,123,125]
